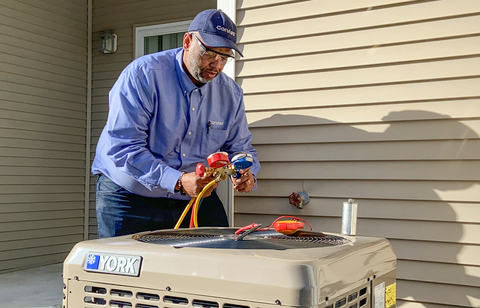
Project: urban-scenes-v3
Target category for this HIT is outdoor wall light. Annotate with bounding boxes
[99,30,117,54]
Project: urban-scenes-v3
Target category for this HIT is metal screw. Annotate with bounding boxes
[73,276,78,281]
[166,286,171,291]
[275,300,281,305]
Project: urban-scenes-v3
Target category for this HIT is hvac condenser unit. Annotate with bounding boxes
[63,227,397,308]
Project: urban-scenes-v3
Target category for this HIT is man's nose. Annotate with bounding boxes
[209,56,224,68]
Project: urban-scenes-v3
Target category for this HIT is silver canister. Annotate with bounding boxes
[341,199,358,236]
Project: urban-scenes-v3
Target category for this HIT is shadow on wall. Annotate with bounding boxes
[248,110,479,307]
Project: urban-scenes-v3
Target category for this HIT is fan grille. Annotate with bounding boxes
[133,228,350,249]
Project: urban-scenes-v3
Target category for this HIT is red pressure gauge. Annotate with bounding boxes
[207,152,229,168]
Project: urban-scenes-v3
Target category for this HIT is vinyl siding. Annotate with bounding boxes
[0,0,87,273]
[88,0,217,238]
[234,1,480,308]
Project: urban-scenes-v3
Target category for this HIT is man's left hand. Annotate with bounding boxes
[232,168,255,193]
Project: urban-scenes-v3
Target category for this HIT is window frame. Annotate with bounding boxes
[134,20,192,58]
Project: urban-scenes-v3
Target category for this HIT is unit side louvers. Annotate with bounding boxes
[83,284,253,308]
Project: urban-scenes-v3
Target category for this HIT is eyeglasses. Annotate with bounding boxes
[192,33,234,65]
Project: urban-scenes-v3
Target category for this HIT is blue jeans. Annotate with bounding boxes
[95,174,228,238]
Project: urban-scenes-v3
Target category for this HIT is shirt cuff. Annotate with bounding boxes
[160,168,184,193]
[252,174,258,191]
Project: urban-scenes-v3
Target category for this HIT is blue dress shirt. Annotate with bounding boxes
[92,47,260,199]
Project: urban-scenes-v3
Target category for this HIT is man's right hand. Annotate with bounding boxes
[179,172,218,198]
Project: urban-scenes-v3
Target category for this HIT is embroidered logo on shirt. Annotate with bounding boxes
[209,120,224,126]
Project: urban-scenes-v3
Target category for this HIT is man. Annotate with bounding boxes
[91,9,260,238]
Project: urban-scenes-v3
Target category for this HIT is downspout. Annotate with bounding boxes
[84,0,93,240]
[217,0,237,227]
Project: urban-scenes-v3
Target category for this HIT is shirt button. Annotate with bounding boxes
[188,131,192,135]
[183,153,186,157]
[192,107,195,111]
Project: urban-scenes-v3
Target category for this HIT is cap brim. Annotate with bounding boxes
[197,32,244,58]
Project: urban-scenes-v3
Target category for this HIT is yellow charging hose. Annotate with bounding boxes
[173,198,195,229]
[174,179,217,229]
[192,180,217,228]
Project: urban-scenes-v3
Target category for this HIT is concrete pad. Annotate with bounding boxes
[0,263,63,308]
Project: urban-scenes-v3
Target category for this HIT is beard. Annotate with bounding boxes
[187,51,219,84]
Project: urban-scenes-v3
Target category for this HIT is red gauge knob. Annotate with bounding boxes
[207,152,229,168]
[196,163,206,177]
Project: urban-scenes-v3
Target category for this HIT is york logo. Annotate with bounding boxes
[84,253,142,276]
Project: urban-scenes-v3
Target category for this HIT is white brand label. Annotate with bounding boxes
[84,252,142,276]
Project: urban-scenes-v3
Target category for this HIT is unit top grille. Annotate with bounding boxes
[132,228,350,250]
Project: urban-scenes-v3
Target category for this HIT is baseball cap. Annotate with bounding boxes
[188,9,243,57]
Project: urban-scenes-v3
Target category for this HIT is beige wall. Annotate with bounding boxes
[89,0,217,238]
[234,1,480,308]
[0,0,88,273]
[1,1,479,306]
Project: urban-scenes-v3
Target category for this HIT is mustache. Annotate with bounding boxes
[203,68,219,75]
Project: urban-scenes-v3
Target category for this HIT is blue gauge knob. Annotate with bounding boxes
[231,153,253,178]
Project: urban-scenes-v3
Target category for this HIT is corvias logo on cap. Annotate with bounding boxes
[216,25,235,37]
[84,252,142,277]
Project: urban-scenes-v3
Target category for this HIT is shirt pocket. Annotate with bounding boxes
[201,127,228,156]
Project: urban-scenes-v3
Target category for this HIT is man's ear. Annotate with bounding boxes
[183,32,193,50]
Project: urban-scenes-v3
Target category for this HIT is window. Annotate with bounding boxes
[144,33,184,55]
[134,20,191,58]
